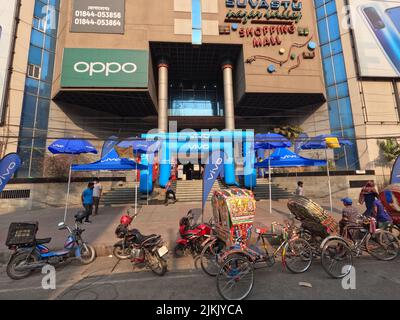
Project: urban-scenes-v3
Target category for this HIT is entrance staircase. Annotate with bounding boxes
[252,178,294,201]
[174,179,226,202]
[100,183,146,206]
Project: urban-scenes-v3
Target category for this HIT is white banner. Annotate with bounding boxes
[0,0,18,121]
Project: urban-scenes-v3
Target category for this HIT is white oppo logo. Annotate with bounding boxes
[73,61,137,76]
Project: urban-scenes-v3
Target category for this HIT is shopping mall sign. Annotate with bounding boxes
[225,0,303,24]
[61,48,148,88]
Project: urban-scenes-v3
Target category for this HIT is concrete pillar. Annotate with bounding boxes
[222,62,235,130]
[157,60,169,133]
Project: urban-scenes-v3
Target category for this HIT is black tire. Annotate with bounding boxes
[283,238,313,274]
[200,240,225,277]
[217,255,254,300]
[113,245,132,260]
[79,243,96,265]
[321,239,353,279]
[147,252,167,276]
[366,230,399,261]
[6,252,37,280]
[174,244,186,258]
[384,224,400,240]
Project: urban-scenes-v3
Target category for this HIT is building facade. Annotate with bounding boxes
[0,0,399,183]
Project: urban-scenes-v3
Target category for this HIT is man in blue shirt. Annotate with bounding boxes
[81,182,94,223]
[373,198,393,229]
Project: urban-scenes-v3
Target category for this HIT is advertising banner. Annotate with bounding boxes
[0,0,17,122]
[61,48,148,88]
[71,0,125,34]
[349,0,400,77]
[0,153,21,193]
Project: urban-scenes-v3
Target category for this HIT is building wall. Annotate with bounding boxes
[1,0,35,157]
[53,0,326,98]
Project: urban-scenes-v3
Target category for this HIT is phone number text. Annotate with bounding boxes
[74,11,122,19]
[74,18,122,26]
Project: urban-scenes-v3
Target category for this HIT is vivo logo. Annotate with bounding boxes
[0,162,16,186]
[207,157,223,180]
[73,61,137,76]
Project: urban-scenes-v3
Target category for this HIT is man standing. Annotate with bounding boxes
[295,181,304,196]
[92,178,102,216]
[81,182,94,223]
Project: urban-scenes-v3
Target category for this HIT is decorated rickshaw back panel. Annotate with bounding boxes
[211,188,256,245]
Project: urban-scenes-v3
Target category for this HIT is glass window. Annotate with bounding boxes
[336,82,349,99]
[34,1,46,19]
[28,46,42,66]
[329,39,343,56]
[39,81,52,98]
[30,29,44,47]
[41,51,55,82]
[192,0,202,45]
[317,20,329,45]
[316,6,326,21]
[44,35,56,52]
[323,58,335,86]
[327,14,340,41]
[35,98,50,130]
[332,54,347,83]
[325,1,337,17]
[20,94,37,129]
[25,78,39,95]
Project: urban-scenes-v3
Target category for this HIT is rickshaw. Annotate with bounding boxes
[287,196,399,279]
[201,189,313,300]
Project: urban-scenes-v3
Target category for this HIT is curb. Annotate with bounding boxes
[0,244,115,265]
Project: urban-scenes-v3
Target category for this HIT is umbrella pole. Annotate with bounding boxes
[64,165,72,222]
[325,149,333,213]
[135,161,138,215]
[269,155,272,214]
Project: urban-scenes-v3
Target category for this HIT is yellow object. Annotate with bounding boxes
[325,137,340,149]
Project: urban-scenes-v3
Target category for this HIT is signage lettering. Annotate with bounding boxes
[226,0,302,11]
[73,61,137,76]
[208,158,224,180]
[0,162,16,185]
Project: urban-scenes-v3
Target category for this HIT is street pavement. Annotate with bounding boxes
[0,254,399,300]
[0,199,399,300]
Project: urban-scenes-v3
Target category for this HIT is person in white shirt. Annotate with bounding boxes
[92,178,103,216]
[295,181,304,196]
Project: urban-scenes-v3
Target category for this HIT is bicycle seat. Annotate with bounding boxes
[36,238,52,245]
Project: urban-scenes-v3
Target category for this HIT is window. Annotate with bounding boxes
[192,0,202,45]
[27,64,41,79]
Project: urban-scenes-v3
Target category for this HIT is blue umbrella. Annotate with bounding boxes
[300,134,352,150]
[48,139,98,155]
[48,139,97,222]
[254,133,292,213]
[299,134,352,213]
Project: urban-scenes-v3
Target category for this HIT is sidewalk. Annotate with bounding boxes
[0,199,343,265]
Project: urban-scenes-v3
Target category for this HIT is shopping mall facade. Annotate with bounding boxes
[1,0,400,182]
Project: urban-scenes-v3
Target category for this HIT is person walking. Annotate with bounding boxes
[164,178,176,206]
[295,181,304,196]
[81,182,94,223]
[359,181,378,217]
[92,177,102,216]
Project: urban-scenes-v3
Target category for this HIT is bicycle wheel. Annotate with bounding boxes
[216,255,254,300]
[321,239,353,279]
[384,224,400,240]
[200,240,225,277]
[283,238,313,273]
[366,230,399,261]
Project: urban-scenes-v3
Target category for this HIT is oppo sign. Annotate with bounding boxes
[61,48,148,88]
[73,61,137,77]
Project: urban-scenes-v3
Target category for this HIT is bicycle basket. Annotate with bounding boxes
[6,222,38,246]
